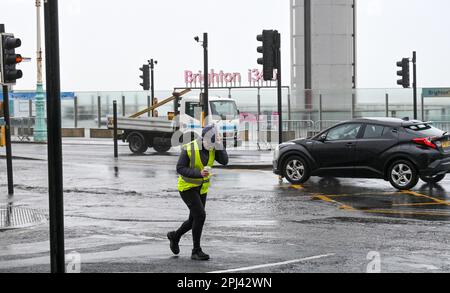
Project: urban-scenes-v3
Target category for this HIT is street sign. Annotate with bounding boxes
[422,88,450,98]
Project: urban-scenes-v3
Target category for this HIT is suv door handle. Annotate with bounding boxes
[346,142,356,148]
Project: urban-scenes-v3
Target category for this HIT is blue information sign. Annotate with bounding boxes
[422,88,450,98]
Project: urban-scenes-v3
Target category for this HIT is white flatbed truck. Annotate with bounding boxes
[108,89,242,154]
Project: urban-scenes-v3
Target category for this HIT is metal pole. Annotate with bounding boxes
[150,59,155,118]
[351,93,355,119]
[147,95,151,117]
[287,88,292,121]
[29,100,33,118]
[2,86,14,195]
[413,51,418,120]
[385,93,389,117]
[304,0,312,110]
[73,96,78,128]
[34,0,47,142]
[44,0,65,273]
[121,95,126,117]
[319,94,323,131]
[421,93,425,121]
[352,0,357,89]
[203,32,209,126]
[113,101,118,158]
[257,87,261,148]
[97,96,101,128]
[277,43,283,145]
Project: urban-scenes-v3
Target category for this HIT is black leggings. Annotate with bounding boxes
[175,187,207,250]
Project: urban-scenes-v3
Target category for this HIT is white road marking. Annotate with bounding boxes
[208,253,335,273]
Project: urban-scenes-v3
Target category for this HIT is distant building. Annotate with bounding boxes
[290,0,356,112]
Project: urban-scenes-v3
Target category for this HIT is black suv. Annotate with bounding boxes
[273,118,450,190]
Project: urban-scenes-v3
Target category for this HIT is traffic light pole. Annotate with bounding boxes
[203,33,208,127]
[44,0,65,274]
[113,100,118,158]
[2,85,14,196]
[150,59,155,118]
[412,51,418,120]
[277,48,283,145]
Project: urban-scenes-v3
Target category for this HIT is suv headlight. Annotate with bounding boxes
[274,145,281,160]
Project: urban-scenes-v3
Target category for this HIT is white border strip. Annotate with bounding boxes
[208,253,335,273]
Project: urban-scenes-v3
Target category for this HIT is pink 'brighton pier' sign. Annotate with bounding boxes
[184,69,277,88]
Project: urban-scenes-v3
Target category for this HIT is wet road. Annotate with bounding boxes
[1,142,450,273]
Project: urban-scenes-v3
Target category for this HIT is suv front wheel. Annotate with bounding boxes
[388,160,419,190]
[282,156,311,185]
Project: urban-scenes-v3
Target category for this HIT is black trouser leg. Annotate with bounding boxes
[175,187,207,250]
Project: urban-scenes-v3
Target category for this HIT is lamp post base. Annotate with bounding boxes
[34,83,47,142]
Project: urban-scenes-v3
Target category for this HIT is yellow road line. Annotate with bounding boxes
[313,194,450,217]
[312,195,355,211]
[364,209,450,217]
[401,191,450,206]
[290,185,304,190]
[322,192,398,198]
[392,202,446,207]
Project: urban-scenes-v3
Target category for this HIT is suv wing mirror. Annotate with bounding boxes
[319,134,327,142]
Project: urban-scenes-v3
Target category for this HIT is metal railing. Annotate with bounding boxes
[430,121,450,132]
[283,120,315,138]
[314,120,342,132]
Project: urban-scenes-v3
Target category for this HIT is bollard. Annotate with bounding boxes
[122,96,126,117]
[74,96,78,128]
[97,96,102,128]
[2,85,14,195]
[113,101,118,158]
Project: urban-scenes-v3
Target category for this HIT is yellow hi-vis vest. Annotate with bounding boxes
[177,140,215,195]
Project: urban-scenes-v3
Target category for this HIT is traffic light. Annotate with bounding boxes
[0,33,23,85]
[139,64,150,90]
[257,30,280,81]
[396,58,410,88]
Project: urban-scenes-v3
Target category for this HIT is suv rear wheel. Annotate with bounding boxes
[388,160,419,190]
[420,174,446,184]
[282,156,311,185]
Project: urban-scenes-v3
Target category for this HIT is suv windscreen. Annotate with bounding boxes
[404,124,445,137]
[326,124,362,141]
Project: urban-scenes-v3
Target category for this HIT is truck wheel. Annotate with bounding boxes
[128,132,148,154]
[154,143,171,153]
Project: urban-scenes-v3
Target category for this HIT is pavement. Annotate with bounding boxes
[0,140,450,273]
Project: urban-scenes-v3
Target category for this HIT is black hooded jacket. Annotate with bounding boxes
[176,139,229,179]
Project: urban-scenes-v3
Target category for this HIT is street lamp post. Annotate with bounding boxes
[34,0,47,142]
[195,33,208,127]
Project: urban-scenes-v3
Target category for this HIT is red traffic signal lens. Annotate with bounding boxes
[15,54,23,63]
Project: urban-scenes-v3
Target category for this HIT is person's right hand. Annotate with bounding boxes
[201,170,210,178]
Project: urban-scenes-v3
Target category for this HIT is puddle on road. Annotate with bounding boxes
[280,178,450,221]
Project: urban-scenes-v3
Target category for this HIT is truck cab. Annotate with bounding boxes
[179,96,241,148]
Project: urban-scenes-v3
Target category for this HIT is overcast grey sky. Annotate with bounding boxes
[1,0,450,91]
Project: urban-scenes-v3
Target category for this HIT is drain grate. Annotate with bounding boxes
[0,205,47,230]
